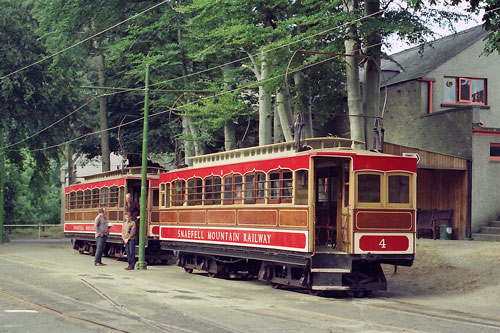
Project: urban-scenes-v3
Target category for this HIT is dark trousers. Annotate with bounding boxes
[95,235,107,264]
[125,239,136,268]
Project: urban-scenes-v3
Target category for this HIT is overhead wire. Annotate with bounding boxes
[3,8,389,150]
[0,0,170,82]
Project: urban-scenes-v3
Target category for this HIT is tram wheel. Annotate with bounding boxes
[271,283,281,289]
[308,289,324,297]
[207,272,216,278]
[184,268,193,274]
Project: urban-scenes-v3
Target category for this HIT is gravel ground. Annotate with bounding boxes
[382,239,500,318]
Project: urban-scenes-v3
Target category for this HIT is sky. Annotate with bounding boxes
[385,3,485,54]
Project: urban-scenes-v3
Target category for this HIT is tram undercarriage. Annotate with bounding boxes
[167,242,392,296]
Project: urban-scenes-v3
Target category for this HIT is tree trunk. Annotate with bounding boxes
[224,121,237,150]
[276,87,293,142]
[363,0,382,150]
[293,73,314,138]
[273,105,284,143]
[222,63,237,151]
[178,28,204,158]
[258,58,272,146]
[344,0,365,145]
[95,43,110,172]
[182,116,194,166]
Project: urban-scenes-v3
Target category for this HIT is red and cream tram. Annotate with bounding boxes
[157,137,417,294]
[63,167,168,262]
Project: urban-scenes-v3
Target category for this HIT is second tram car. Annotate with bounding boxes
[63,167,169,263]
[157,137,417,294]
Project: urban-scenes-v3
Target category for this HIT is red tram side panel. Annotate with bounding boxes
[157,138,417,295]
[63,167,167,260]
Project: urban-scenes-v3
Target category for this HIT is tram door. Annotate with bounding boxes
[315,167,340,248]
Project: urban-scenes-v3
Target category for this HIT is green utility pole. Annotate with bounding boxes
[137,64,150,270]
[0,125,5,245]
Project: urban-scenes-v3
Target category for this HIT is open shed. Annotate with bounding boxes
[384,142,471,240]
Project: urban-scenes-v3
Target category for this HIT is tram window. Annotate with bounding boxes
[317,178,328,203]
[213,177,221,204]
[223,174,242,204]
[152,189,160,207]
[119,187,125,207]
[70,192,76,210]
[205,176,222,205]
[269,170,292,203]
[173,180,186,206]
[91,189,100,208]
[76,190,84,209]
[187,178,202,206]
[295,170,308,205]
[100,188,109,207]
[282,172,293,202]
[161,183,170,207]
[234,175,243,203]
[160,183,166,207]
[84,190,91,208]
[109,186,119,207]
[223,176,233,204]
[257,173,265,202]
[244,174,255,204]
[388,175,410,204]
[269,172,280,201]
[357,174,381,203]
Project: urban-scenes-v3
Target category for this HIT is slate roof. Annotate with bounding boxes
[381,25,489,86]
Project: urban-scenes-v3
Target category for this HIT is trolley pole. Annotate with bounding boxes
[0,125,5,245]
[0,122,5,245]
[137,64,150,270]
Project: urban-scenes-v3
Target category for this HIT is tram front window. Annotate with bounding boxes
[389,175,410,204]
[358,174,381,203]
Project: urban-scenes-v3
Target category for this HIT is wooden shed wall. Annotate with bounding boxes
[384,142,469,240]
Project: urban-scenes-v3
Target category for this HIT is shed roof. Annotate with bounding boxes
[382,26,489,86]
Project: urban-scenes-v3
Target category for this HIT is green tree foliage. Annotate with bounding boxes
[1,1,77,224]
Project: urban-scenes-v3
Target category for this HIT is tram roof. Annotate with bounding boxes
[159,138,416,182]
[65,167,165,193]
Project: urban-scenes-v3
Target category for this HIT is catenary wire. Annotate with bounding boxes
[2,8,389,149]
[0,0,170,82]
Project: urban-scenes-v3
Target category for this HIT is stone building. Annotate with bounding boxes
[381,26,500,237]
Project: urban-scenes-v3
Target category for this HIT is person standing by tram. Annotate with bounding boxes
[125,193,140,224]
[94,207,109,266]
[122,212,137,270]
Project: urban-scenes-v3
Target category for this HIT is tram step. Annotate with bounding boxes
[311,253,352,272]
[479,226,500,235]
[311,286,350,291]
[311,268,351,273]
[471,233,500,242]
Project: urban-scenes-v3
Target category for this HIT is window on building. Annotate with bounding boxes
[490,143,500,161]
[204,176,222,205]
[444,77,486,105]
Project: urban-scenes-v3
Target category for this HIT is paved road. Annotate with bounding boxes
[1,239,499,332]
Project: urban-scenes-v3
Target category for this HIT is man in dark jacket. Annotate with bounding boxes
[125,193,140,222]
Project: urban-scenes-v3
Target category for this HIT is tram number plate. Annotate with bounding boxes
[358,235,409,252]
